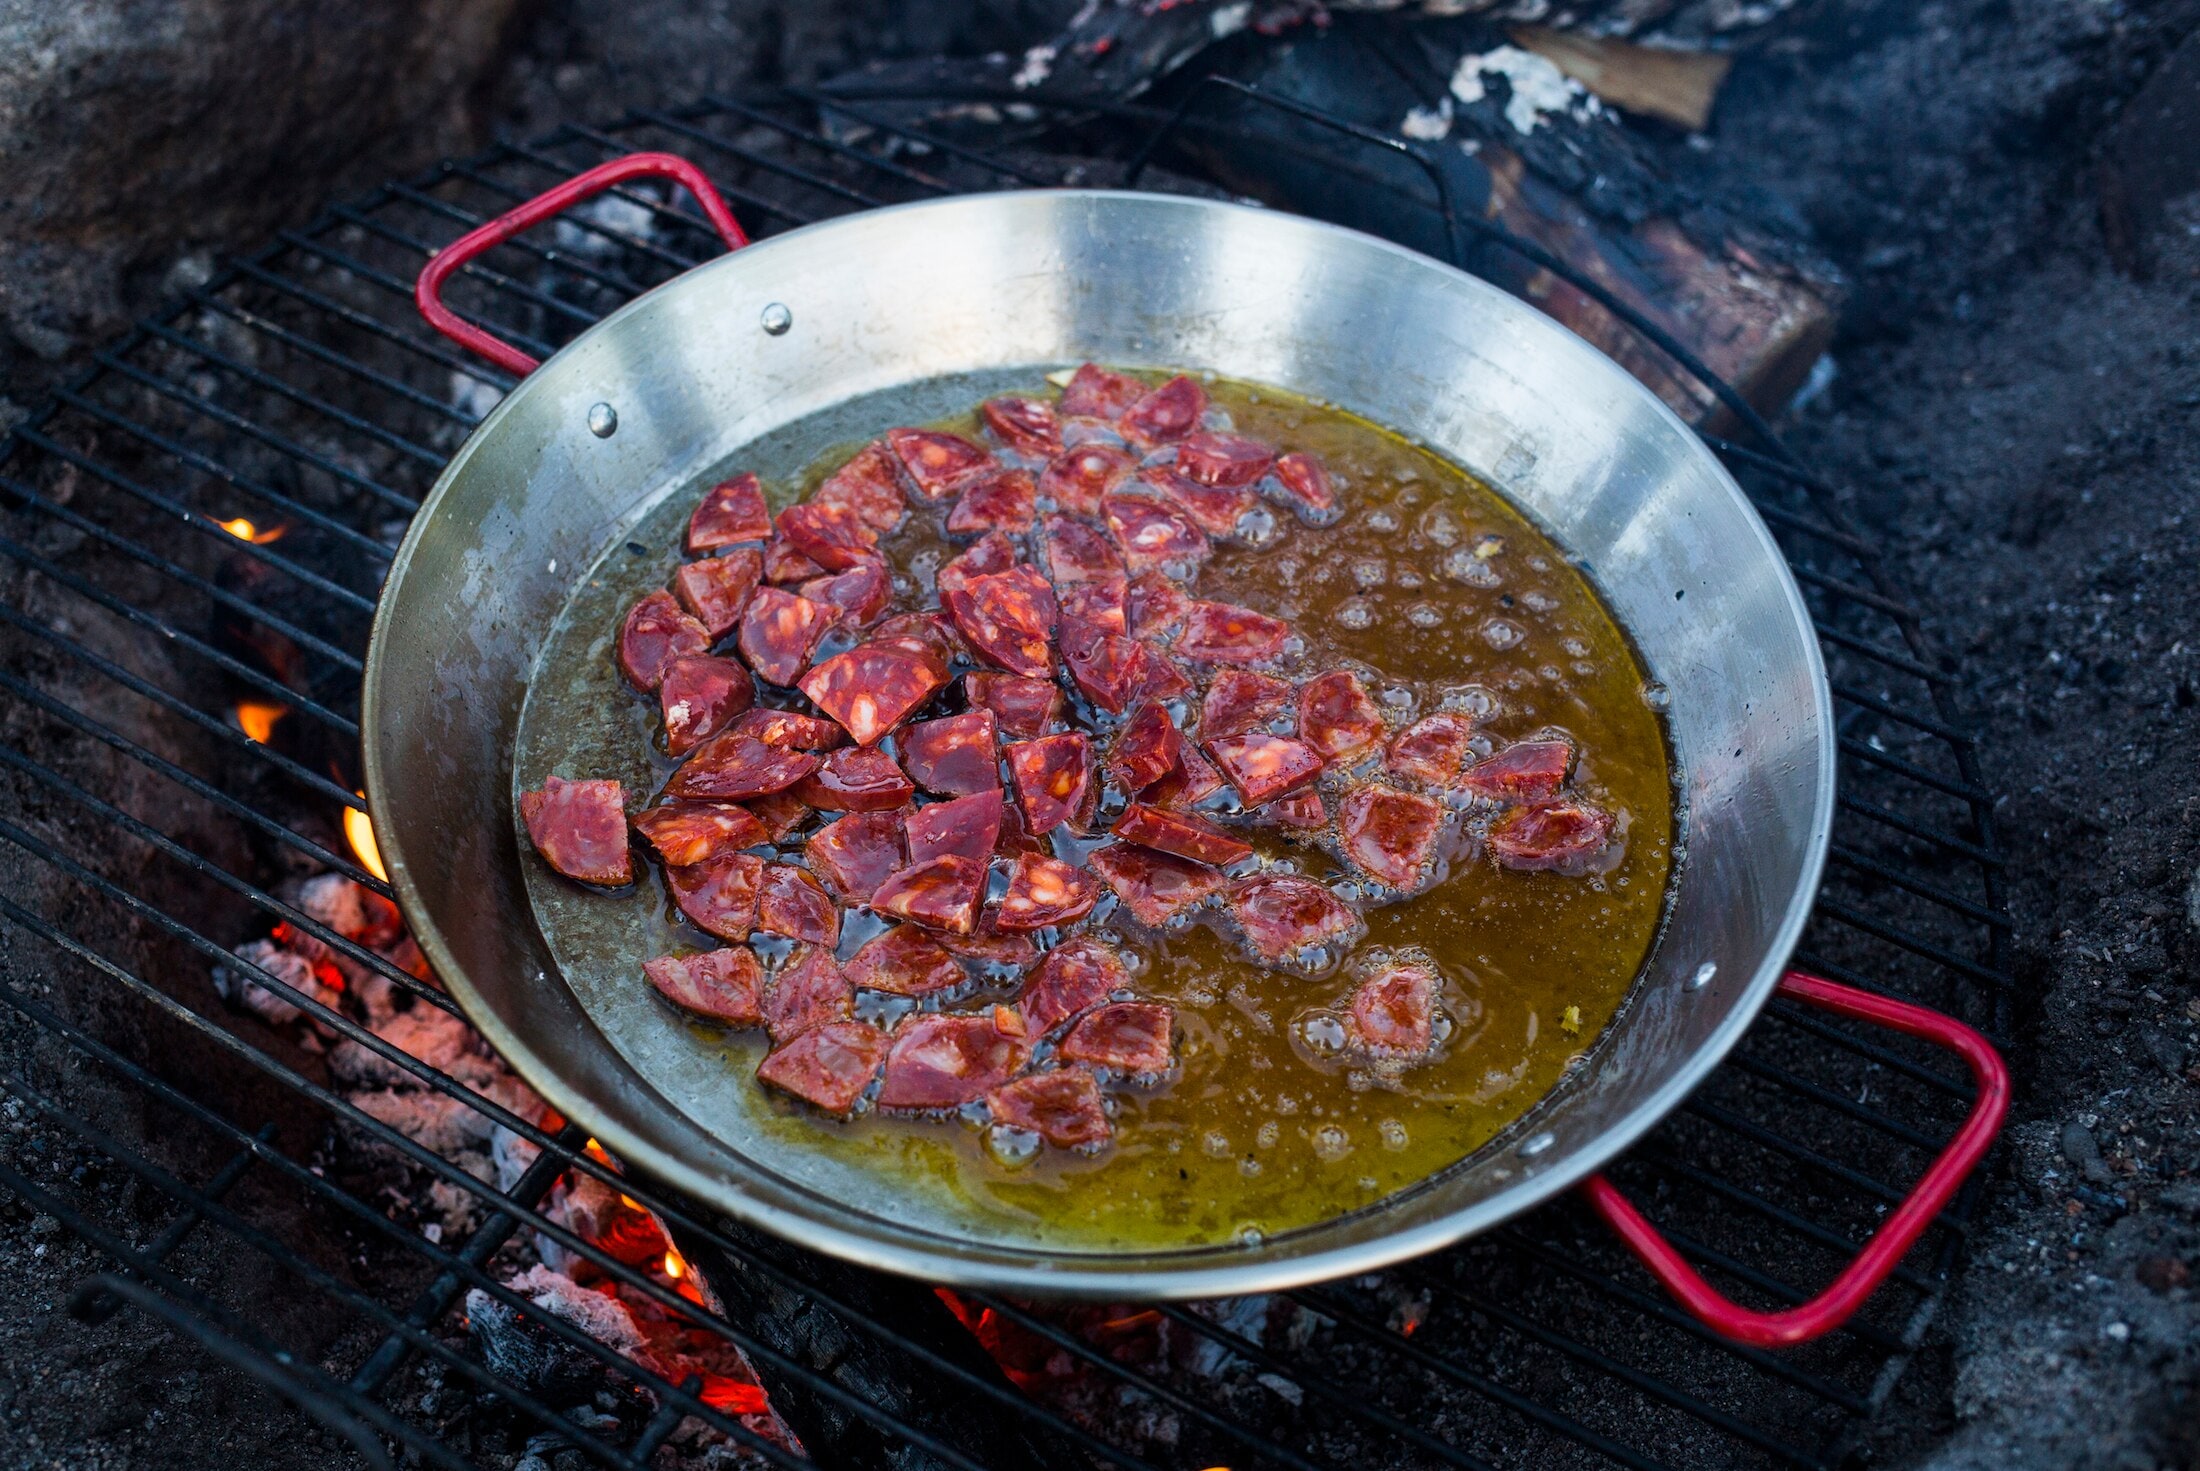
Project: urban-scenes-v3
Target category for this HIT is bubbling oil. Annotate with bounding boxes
[795,379,1677,1246]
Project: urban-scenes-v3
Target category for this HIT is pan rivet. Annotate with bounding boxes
[1518,1132,1556,1160]
[760,302,793,335]
[1687,961,1718,991]
[586,402,618,438]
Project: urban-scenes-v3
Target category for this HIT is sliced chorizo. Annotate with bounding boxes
[1016,937,1129,1037]
[1058,617,1149,715]
[661,654,757,757]
[1144,742,1226,811]
[618,589,710,692]
[996,852,1101,932]
[1040,514,1122,585]
[1386,711,1477,789]
[1174,430,1275,488]
[756,862,840,945]
[730,706,847,751]
[673,549,762,638]
[776,500,880,573]
[761,534,826,584]
[1104,703,1183,794]
[886,427,992,500]
[1102,491,1210,577]
[1268,450,1337,520]
[804,808,908,903]
[666,851,765,941]
[1225,873,1364,968]
[1038,443,1136,515]
[871,852,987,934]
[1146,468,1259,539]
[1059,1002,1174,1078]
[963,672,1065,739]
[1059,363,1145,420]
[757,1019,886,1116]
[760,942,854,1043]
[905,789,1005,865]
[846,924,967,997]
[1337,783,1449,890]
[643,947,763,1026]
[935,529,1017,599]
[687,471,772,552]
[876,1012,1030,1111]
[1255,789,1328,830]
[987,1068,1111,1151]
[813,441,908,534]
[946,466,1038,537]
[1112,802,1253,867]
[1298,669,1385,763]
[789,745,915,812]
[1202,730,1324,806]
[1118,375,1207,448]
[1086,841,1224,928]
[899,710,1002,796]
[1461,739,1575,804]
[1198,670,1295,743]
[631,800,768,867]
[797,640,950,747]
[981,395,1064,457]
[520,776,632,887]
[798,560,893,628]
[1126,570,1192,640]
[736,586,834,686]
[1347,958,1442,1060]
[666,732,820,801]
[1006,732,1092,836]
[1489,801,1615,872]
[944,567,1056,679]
[1056,573,1128,636]
[1178,600,1292,666]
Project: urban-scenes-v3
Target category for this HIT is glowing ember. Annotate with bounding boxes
[343,800,388,883]
[233,700,287,744]
[218,516,285,544]
[663,1250,686,1279]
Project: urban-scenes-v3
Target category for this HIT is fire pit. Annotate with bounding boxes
[0,79,2007,1471]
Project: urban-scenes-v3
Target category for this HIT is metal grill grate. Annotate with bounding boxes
[0,85,2010,1470]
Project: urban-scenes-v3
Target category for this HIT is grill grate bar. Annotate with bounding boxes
[1725,1053,1948,1152]
[388,180,664,303]
[1633,1149,1938,1293]
[1487,1227,1873,1413]
[230,253,516,390]
[91,342,426,514]
[52,385,397,562]
[0,588,360,772]
[1810,896,2012,990]
[1399,1266,1835,1471]
[1763,1002,1971,1097]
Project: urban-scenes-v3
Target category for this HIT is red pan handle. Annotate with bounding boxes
[1580,969,2008,1348]
[415,151,749,377]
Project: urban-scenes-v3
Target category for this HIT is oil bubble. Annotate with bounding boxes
[1202,1130,1233,1158]
[1640,681,1672,711]
[1419,507,1462,546]
[1442,547,1502,587]
[1522,590,1560,613]
[1364,509,1399,533]
[1351,558,1387,590]
[1379,1119,1409,1150]
[1313,1125,1351,1161]
[1482,618,1525,650]
[1239,1157,1263,1177]
[1407,602,1444,629]
[1298,1012,1348,1053]
[1257,1120,1280,1148]
[1335,597,1375,631]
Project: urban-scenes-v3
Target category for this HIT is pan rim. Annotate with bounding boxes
[364,187,1836,1297]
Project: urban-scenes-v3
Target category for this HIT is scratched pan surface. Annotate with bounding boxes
[363,191,1834,1298]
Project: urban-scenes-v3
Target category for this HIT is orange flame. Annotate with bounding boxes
[234,700,288,744]
[218,517,285,544]
[344,799,388,883]
[663,1250,686,1280]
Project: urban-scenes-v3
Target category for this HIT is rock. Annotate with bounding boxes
[0,0,524,377]
[2060,1119,2114,1185]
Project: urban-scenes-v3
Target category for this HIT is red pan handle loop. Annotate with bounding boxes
[1580,969,2009,1349]
[414,151,749,377]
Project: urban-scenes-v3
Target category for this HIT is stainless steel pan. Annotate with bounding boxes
[364,153,2005,1342]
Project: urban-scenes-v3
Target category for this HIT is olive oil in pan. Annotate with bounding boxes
[518,375,1674,1249]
